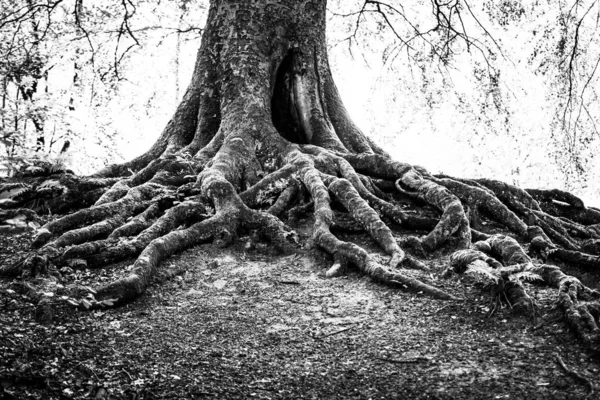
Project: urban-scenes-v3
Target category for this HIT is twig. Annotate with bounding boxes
[121,368,133,380]
[425,304,450,316]
[555,353,595,398]
[277,280,300,285]
[375,356,431,364]
[322,326,355,338]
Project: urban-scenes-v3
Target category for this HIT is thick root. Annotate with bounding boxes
[398,170,471,251]
[267,178,301,217]
[294,153,456,300]
[324,175,406,267]
[109,203,163,239]
[97,217,222,303]
[33,183,166,247]
[96,174,296,302]
[433,177,528,236]
[338,153,470,251]
[449,235,535,310]
[531,237,600,270]
[53,217,126,248]
[533,264,600,349]
[62,200,207,267]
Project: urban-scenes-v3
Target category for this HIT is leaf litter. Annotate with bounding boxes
[1,229,599,399]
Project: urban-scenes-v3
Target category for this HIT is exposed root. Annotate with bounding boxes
[53,216,126,248]
[294,152,457,300]
[307,148,438,231]
[527,188,585,209]
[288,201,314,224]
[97,216,221,304]
[474,179,542,213]
[534,264,600,350]
[95,180,131,205]
[0,174,119,214]
[240,164,298,208]
[62,200,207,267]
[324,174,406,267]
[83,159,297,303]
[534,199,600,226]
[109,203,163,239]
[267,178,301,217]
[434,177,600,274]
[19,135,598,321]
[555,353,596,397]
[397,170,471,251]
[338,153,470,251]
[325,255,348,278]
[477,235,533,267]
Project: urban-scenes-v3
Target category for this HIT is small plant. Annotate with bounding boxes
[176,151,196,175]
[465,261,542,316]
[0,153,70,178]
[255,178,288,206]
[0,182,32,200]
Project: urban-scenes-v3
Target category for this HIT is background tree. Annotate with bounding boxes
[0,0,206,175]
[1,0,599,353]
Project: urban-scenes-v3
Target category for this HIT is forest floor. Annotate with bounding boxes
[1,220,600,400]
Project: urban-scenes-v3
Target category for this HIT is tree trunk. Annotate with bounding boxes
[97,0,384,177]
[3,0,599,352]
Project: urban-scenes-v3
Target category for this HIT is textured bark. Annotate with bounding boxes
[533,264,600,349]
[449,236,534,310]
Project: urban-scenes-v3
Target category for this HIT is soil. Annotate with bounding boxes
[1,223,599,400]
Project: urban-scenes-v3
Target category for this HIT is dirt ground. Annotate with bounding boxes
[1,227,599,400]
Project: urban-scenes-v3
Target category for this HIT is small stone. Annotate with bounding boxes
[34,298,53,325]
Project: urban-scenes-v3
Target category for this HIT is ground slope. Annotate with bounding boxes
[1,227,599,400]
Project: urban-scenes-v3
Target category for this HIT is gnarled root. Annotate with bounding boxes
[448,232,599,349]
[448,238,535,312]
[338,153,470,251]
[32,183,166,248]
[93,166,297,304]
[294,152,458,300]
[533,264,600,350]
[530,237,600,270]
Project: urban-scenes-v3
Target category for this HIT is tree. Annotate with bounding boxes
[1,0,600,352]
